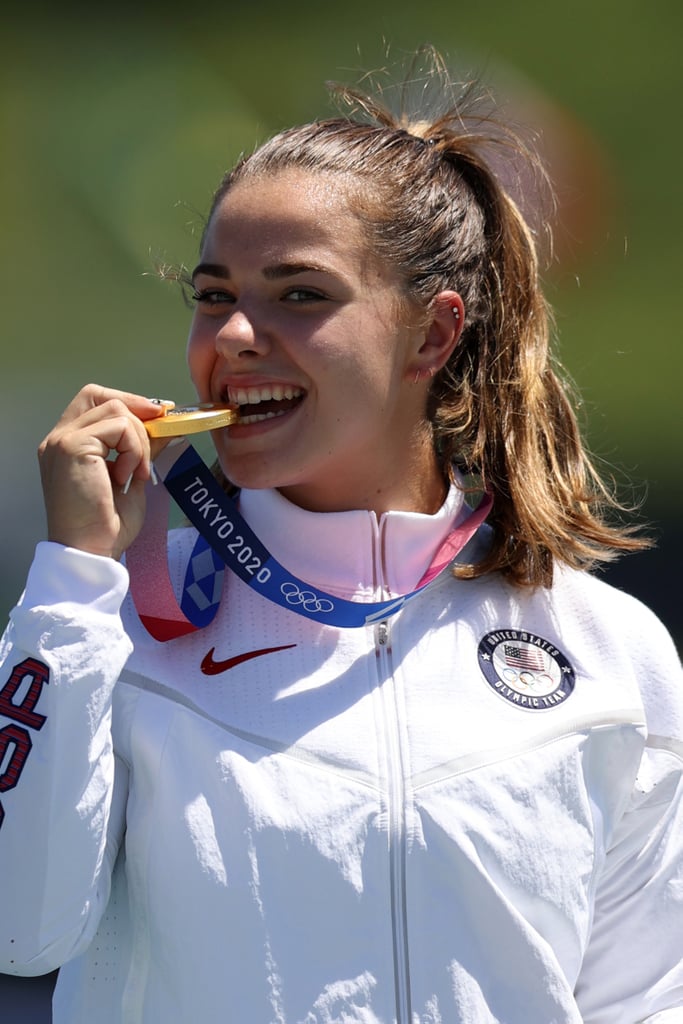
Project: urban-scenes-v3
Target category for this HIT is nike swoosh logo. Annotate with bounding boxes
[201,643,297,676]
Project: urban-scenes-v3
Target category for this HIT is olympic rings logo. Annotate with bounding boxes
[280,582,334,614]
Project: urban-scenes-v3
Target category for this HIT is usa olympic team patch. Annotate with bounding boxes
[478,630,575,710]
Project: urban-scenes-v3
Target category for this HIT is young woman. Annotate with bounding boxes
[1,51,681,1023]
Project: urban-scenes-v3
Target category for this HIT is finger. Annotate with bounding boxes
[108,420,175,487]
[52,384,172,430]
[42,406,153,493]
[95,414,155,490]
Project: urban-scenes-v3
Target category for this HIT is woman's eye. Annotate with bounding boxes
[283,288,326,303]
[191,288,234,306]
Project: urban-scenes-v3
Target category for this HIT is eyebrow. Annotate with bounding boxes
[191,260,335,283]
[191,262,228,283]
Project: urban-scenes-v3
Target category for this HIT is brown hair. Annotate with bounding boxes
[202,47,648,587]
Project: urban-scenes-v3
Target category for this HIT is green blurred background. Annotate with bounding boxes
[2,0,681,650]
[3,6,681,1011]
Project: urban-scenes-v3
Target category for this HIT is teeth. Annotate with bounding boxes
[227,385,303,406]
[239,410,289,424]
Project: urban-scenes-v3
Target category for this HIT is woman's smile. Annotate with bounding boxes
[187,169,445,514]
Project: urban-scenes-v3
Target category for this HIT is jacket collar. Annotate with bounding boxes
[238,483,467,599]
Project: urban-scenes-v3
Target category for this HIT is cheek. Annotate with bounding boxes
[185,328,212,389]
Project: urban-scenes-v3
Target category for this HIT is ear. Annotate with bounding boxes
[405,290,464,383]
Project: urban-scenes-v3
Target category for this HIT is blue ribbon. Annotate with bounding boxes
[159,443,490,630]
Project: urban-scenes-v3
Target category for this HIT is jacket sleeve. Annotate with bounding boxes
[0,542,133,976]
[575,612,683,1023]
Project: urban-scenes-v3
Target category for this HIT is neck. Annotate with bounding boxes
[278,446,448,518]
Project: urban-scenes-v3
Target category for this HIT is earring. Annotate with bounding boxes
[413,368,436,383]
[452,307,460,320]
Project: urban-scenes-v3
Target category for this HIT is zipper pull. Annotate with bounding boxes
[377,621,389,646]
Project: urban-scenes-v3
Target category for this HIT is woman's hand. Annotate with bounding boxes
[38,385,170,560]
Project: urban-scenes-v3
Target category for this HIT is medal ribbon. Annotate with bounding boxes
[127,439,492,641]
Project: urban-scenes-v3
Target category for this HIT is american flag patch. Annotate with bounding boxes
[504,644,545,671]
[478,629,576,711]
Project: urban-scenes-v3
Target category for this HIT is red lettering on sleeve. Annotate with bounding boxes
[0,723,33,830]
[0,658,49,830]
[0,658,49,730]
[0,724,32,793]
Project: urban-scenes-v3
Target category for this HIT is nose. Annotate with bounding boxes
[215,308,270,359]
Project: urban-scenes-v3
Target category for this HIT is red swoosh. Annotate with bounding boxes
[201,643,297,676]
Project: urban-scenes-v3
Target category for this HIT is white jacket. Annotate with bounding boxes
[0,482,681,1024]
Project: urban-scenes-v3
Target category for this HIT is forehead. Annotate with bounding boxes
[203,169,369,264]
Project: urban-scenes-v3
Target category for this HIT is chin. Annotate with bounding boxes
[215,457,288,494]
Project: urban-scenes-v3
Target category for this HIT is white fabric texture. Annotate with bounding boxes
[0,483,681,1023]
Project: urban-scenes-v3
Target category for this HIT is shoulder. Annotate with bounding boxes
[461,564,681,740]
[551,566,682,740]
[552,564,675,649]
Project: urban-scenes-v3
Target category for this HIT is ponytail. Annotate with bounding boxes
[424,122,648,585]
[204,47,650,587]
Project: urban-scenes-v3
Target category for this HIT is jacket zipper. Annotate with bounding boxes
[374,519,411,1024]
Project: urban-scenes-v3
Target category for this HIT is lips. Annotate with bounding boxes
[224,384,305,425]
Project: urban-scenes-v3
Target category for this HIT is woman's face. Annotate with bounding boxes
[187,169,439,513]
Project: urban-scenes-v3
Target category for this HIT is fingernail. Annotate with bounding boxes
[149,398,175,407]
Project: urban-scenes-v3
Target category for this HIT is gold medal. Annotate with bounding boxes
[144,403,239,437]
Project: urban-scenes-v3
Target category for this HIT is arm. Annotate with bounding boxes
[575,619,683,1022]
[0,385,167,974]
[0,543,133,974]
